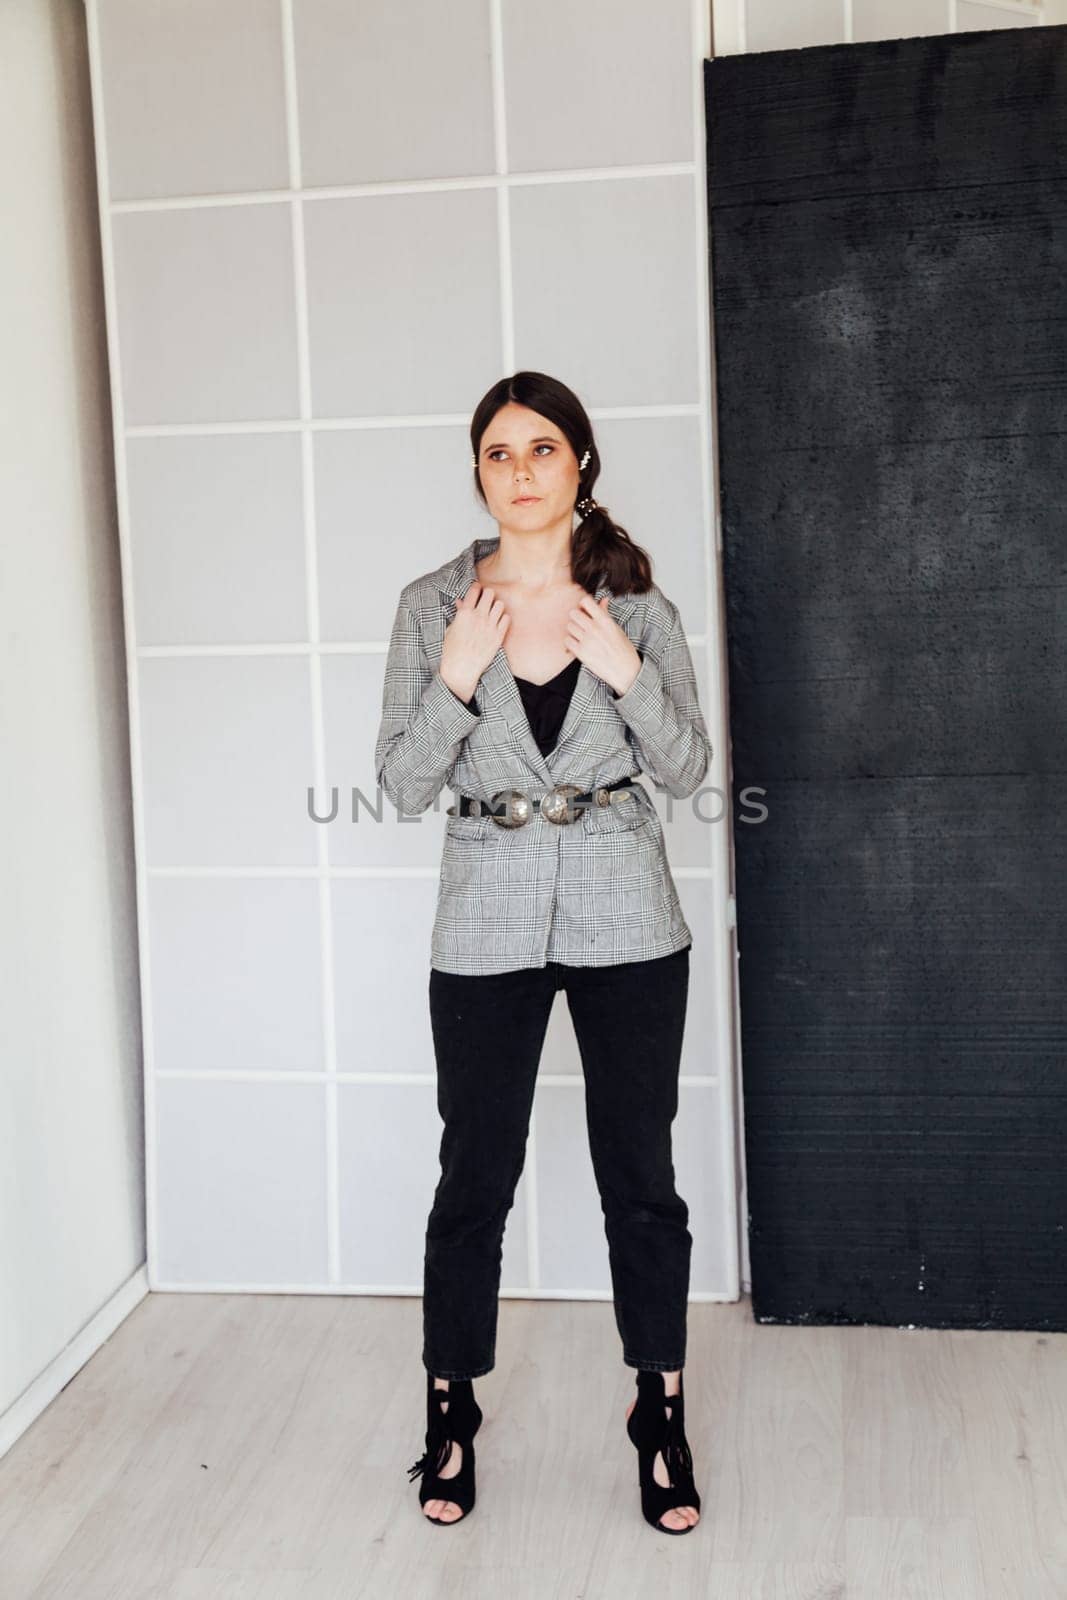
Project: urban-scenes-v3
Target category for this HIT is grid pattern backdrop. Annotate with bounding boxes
[85,0,739,1304]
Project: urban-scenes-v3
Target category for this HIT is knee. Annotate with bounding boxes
[602,1189,689,1229]
[428,1174,521,1236]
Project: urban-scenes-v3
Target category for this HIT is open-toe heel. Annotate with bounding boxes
[407,1373,483,1525]
[625,1368,701,1534]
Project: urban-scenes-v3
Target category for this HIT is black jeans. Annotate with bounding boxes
[423,945,692,1380]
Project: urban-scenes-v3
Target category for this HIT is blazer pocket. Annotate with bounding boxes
[444,812,495,841]
[580,786,652,835]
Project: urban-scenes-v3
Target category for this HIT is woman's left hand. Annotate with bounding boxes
[565,594,642,697]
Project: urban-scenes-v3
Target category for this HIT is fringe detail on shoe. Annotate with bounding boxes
[407,1426,452,1483]
[407,1398,452,1483]
[662,1395,696,1494]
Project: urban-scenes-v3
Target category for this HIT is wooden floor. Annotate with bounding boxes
[1,1290,1065,1598]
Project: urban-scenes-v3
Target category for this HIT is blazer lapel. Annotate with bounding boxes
[435,535,639,787]
[434,536,550,784]
[546,581,638,771]
[479,647,554,785]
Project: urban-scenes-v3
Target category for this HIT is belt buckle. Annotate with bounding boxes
[541,783,584,825]
[488,788,533,828]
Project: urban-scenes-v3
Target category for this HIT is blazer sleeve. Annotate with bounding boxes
[374,594,480,815]
[611,599,712,799]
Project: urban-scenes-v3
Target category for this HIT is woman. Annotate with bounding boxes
[374,371,712,1534]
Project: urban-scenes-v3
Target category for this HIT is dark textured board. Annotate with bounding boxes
[704,27,1067,1328]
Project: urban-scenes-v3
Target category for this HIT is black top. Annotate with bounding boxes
[513,658,582,758]
[456,658,582,758]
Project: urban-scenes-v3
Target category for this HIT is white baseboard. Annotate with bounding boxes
[0,1263,150,1461]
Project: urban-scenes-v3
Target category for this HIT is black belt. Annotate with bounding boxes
[451,777,639,828]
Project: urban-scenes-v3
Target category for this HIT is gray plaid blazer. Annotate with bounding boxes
[374,534,712,974]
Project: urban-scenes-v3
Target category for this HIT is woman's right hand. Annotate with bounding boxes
[439,582,510,704]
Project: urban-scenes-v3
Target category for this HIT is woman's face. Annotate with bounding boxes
[475,403,582,533]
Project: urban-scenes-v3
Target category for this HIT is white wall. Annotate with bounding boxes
[0,0,146,1446]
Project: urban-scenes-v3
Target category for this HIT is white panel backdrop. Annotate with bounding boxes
[85,0,743,1309]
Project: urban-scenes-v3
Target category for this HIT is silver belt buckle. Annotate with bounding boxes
[488,788,533,828]
[540,783,584,824]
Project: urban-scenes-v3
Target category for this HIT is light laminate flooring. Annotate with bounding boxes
[1,1290,1065,1599]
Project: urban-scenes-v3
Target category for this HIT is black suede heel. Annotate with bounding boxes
[625,1369,701,1534]
[407,1374,483,1525]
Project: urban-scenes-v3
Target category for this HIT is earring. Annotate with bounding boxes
[580,450,591,470]
[471,454,478,467]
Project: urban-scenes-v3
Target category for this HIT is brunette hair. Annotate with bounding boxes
[469,371,653,597]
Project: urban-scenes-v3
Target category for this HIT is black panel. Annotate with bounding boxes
[705,27,1067,1328]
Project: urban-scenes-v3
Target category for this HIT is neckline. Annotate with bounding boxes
[512,657,582,690]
